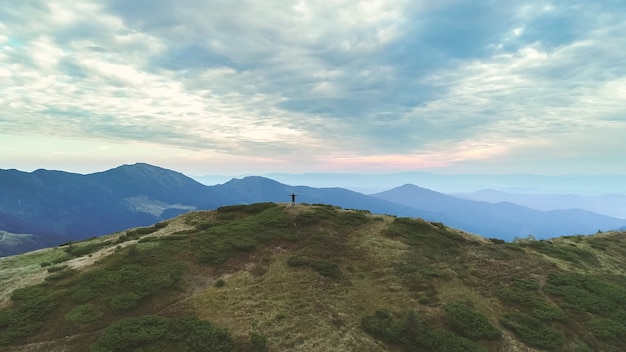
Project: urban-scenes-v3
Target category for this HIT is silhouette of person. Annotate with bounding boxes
[289,193,298,205]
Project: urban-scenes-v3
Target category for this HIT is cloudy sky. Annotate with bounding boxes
[1,1,625,176]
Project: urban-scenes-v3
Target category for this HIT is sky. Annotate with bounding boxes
[1,1,625,176]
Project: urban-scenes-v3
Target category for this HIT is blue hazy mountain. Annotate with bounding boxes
[371,184,626,240]
[453,189,626,219]
[2,163,626,256]
[245,172,626,195]
[211,176,438,219]
[0,163,228,255]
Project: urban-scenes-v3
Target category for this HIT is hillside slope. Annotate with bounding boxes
[1,203,625,352]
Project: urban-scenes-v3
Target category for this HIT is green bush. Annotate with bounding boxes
[525,241,598,265]
[65,304,103,323]
[65,241,112,257]
[47,265,68,273]
[531,303,568,322]
[91,316,235,352]
[286,255,310,267]
[217,204,249,214]
[421,330,485,352]
[286,256,342,279]
[512,278,540,291]
[545,273,626,317]
[496,281,568,324]
[444,303,501,340]
[361,310,411,344]
[71,288,97,303]
[311,260,342,279]
[0,285,59,345]
[500,312,564,349]
[250,331,268,352]
[589,318,626,339]
[126,222,167,238]
[109,292,141,311]
[361,309,483,351]
[496,287,543,307]
[71,261,185,312]
[45,269,77,281]
[196,247,230,265]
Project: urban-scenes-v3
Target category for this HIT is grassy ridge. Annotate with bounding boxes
[0,203,625,351]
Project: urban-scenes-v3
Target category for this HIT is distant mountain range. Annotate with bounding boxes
[1,163,625,256]
[193,171,626,194]
[372,184,626,241]
[453,189,626,219]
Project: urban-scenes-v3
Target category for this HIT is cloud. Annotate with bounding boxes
[1,0,625,174]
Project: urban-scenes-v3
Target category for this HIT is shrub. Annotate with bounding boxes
[109,292,141,311]
[512,278,540,291]
[531,303,568,322]
[286,255,310,267]
[421,330,484,352]
[65,304,103,323]
[196,247,229,265]
[0,285,59,345]
[71,288,97,303]
[45,269,77,281]
[286,256,342,279]
[360,309,406,344]
[250,332,268,352]
[444,303,501,340]
[525,241,598,266]
[500,313,564,349]
[361,309,483,351]
[47,265,68,273]
[589,318,626,339]
[126,224,165,238]
[311,260,342,279]
[64,241,111,257]
[91,316,171,352]
[92,316,235,352]
[545,273,626,316]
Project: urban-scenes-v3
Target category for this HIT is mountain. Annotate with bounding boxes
[371,184,626,241]
[1,203,625,351]
[454,189,626,219]
[2,163,626,256]
[0,166,430,256]
[212,176,437,218]
[0,163,227,255]
[249,172,626,194]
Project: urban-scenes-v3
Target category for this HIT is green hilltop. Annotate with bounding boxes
[1,203,625,351]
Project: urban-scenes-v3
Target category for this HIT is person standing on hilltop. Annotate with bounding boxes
[289,193,298,205]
